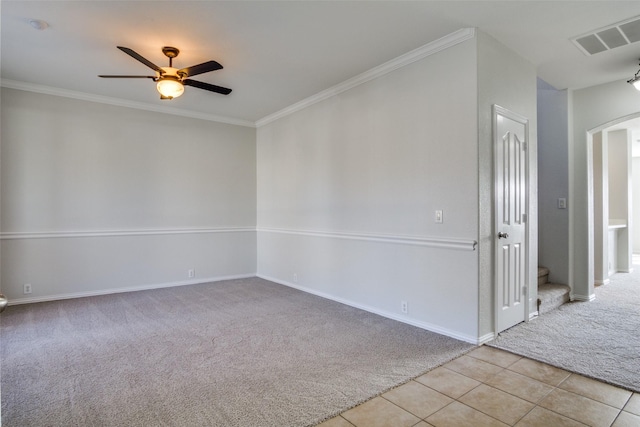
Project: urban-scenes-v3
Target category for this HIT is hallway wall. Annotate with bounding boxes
[537,80,569,286]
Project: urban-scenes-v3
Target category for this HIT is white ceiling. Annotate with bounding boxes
[2,1,640,126]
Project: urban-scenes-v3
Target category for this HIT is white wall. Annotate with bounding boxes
[257,31,537,343]
[537,81,569,285]
[632,157,640,252]
[608,130,630,221]
[607,129,632,272]
[1,88,257,302]
[476,31,537,333]
[257,37,481,342]
[570,81,640,300]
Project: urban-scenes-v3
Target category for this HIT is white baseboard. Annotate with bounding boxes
[11,272,487,345]
[594,279,610,286]
[571,293,595,302]
[477,333,496,345]
[7,273,256,306]
[257,273,482,345]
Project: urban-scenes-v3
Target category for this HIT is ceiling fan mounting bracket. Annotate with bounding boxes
[162,46,180,59]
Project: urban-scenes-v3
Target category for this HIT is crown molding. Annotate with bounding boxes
[2,28,474,130]
[0,79,256,128]
[255,27,476,127]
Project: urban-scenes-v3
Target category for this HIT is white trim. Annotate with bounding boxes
[594,279,610,286]
[584,111,640,304]
[255,28,476,127]
[258,274,481,344]
[257,227,477,251]
[7,274,255,306]
[567,90,575,314]
[588,112,640,135]
[477,333,496,345]
[571,293,596,302]
[0,227,255,240]
[0,79,255,128]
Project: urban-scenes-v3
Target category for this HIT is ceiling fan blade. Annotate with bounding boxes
[178,61,223,78]
[99,75,156,79]
[117,46,165,74]
[183,79,232,95]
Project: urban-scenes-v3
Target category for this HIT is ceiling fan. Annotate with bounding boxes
[99,46,232,100]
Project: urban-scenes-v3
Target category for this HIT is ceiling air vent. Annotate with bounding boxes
[572,16,640,56]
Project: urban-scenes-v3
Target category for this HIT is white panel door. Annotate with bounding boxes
[495,105,528,333]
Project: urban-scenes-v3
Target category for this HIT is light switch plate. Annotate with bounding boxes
[558,198,567,209]
[435,210,443,223]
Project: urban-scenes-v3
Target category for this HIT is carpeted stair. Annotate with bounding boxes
[537,266,570,315]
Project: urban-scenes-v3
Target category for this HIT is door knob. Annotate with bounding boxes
[0,294,7,313]
[498,232,509,239]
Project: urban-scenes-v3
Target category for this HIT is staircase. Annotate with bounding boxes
[537,267,570,315]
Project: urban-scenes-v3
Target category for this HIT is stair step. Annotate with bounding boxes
[538,266,550,287]
[537,282,570,315]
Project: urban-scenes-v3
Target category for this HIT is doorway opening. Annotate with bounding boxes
[587,113,640,292]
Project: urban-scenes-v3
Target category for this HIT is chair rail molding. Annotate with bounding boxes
[0,227,256,240]
[257,227,477,251]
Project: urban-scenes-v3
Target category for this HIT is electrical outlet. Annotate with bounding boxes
[435,210,443,224]
[188,269,195,278]
[401,301,408,314]
[293,273,298,283]
[24,284,32,294]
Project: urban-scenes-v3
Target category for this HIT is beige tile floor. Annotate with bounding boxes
[317,346,640,427]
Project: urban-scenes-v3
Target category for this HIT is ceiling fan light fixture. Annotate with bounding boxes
[157,76,184,99]
[627,60,640,91]
[100,46,231,98]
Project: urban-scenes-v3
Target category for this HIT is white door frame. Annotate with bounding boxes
[583,111,640,302]
[493,104,530,336]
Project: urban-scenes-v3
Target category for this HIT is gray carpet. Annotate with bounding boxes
[489,268,640,393]
[1,277,473,427]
